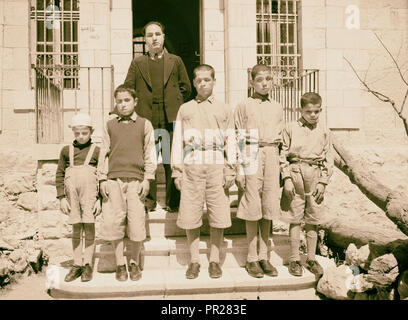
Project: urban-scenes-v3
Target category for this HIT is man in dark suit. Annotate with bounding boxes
[124,21,191,212]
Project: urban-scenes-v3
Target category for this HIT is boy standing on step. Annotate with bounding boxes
[56,113,101,282]
[234,64,282,278]
[98,85,156,282]
[280,92,333,277]
[171,64,236,280]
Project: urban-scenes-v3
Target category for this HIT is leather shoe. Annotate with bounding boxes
[165,206,179,213]
[288,261,303,277]
[305,259,324,277]
[64,265,82,282]
[128,263,142,281]
[186,262,200,279]
[208,262,222,279]
[115,264,128,282]
[81,264,93,282]
[259,260,278,277]
[245,261,264,278]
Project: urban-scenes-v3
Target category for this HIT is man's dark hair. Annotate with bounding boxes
[300,92,322,108]
[114,84,137,99]
[142,21,165,36]
[250,64,271,80]
[193,64,215,80]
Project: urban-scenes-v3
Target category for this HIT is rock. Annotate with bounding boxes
[317,265,355,300]
[3,174,36,195]
[27,249,43,273]
[17,192,38,212]
[367,254,399,287]
[10,230,38,241]
[36,163,57,186]
[12,258,28,273]
[8,248,26,264]
[368,287,394,300]
[345,243,371,270]
[348,273,374,293]
[398,270,408,300]
[0,238,15,251]
[37,186,59,210]
[0,257,11,277]
[354,292,369,300]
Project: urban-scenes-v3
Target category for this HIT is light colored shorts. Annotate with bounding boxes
[100,178,146,242]
[177,164,232,230]
[280,163,324,225]
[237,145,281,221]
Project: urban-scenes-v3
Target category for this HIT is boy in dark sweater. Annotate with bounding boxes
[55,113,101,282]
[98,85,156,281]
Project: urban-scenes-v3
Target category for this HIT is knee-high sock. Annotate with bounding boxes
[259,219,271,261]
[245,221,258,262]
[186,228,200,264]
[83,223,95,265]
[72,224,83,266]
[130,241,143,265]
[289,223,301,262]
[305,224,318,261]
[113,239,126,266]
[209,227,224,263]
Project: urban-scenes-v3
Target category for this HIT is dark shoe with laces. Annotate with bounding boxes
[208,262,222,279]
[259,260,278,277]
[186,262,200,279]
[128,263,142,281]
[64,265,83,282]
[245,261,264,278]
[288,260,303,277]
[305,259,324,277]
[115,264,128,282]
[81,264,93,282]
[165,206,179,213]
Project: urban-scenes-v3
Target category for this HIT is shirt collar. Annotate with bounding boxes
[195,95,215,104]
[117,111,137,122]
[298,117,317,130]
[148,49,164,60]
[251,92,270,103]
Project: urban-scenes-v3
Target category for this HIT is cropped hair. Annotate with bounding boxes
[300,92,322,108]
[142,21,165,36]
[193,64,215,79]
[114,84,137,99]
[250,64,271,80]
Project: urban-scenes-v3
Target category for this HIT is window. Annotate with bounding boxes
[30,0,79,89]
[256,0,301,83]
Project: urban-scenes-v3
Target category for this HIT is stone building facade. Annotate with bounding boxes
[0,0,407,162]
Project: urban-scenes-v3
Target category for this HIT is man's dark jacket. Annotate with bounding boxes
[123,52,191,123]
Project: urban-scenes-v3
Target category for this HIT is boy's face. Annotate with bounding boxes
[301,103,322,125]
[251,70,272,95]
[72,126,92,145]
[193,70,215,100]
[115,91,137,117]
[145,24,165,54]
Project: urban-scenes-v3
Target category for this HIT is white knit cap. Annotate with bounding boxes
[69,113,94,128]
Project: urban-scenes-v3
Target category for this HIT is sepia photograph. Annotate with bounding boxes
[0,0,407,306]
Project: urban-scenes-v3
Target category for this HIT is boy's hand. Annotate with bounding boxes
[235,175,246,190]
[138,179,150,201]
[313,183,326,204]
[174,177,182,191]
[93,199,102,216]
[283,178,296,200]
[100,181,109,201]
[223,175,235,190]
[59,197,70,215]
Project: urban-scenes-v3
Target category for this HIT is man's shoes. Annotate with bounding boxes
[165,206,179,213]
[288,260,303,277]
[81,264,93,282]
[305,259,324,277]
[245,261,264,278]
[115,264,128,282]
[186,262,200,279]
[64,265,83,282]
[128,263,142,281]
[259,260,278,277]
[208,262,222,279]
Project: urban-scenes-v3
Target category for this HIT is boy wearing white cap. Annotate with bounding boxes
[55,113,101,282]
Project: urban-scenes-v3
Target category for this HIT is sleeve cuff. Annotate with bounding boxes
[144,173,155,181]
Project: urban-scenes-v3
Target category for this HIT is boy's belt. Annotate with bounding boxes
[289,158,324,166]
[245,141,279,148]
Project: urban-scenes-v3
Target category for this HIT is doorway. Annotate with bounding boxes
[132,0,201,95]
